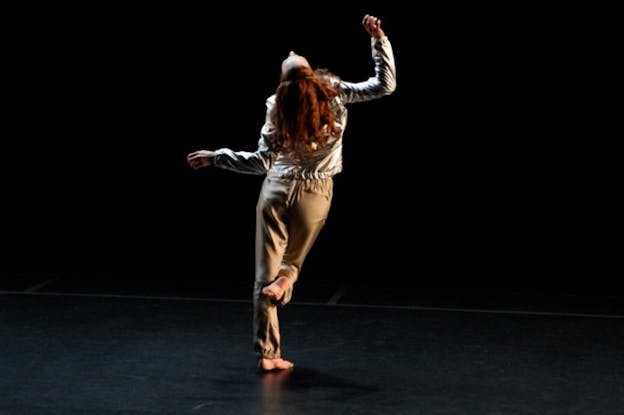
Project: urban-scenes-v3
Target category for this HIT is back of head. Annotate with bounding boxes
[271,66,340,153]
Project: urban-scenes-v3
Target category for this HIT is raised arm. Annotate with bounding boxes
[340,14,397,104]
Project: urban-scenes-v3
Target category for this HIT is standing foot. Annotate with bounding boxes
[258,357,294,372]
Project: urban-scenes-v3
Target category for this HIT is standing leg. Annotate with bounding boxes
[253,177,333,371]
[253,177,290,362]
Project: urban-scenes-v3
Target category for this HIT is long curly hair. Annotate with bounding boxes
[269,66,340,153]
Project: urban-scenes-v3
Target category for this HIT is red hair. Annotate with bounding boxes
[270,66,340,152]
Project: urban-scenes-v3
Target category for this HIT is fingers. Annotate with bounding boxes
[362,14,381,32]
[187,155,202,170]
[186,151,213,170]
[188,159,203,170]
[186,152,199,169]
[189,159,209,170]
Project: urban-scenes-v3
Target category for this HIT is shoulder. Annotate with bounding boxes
[264,94,277,114]
[328,76,342,90]
[314,69,341,87]
[266,94,276,108]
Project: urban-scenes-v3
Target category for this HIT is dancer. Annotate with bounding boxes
[187,14,396,372]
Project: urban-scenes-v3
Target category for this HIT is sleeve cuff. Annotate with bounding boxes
[213,149,226,166]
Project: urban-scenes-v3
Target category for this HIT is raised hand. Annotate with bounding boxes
[362,14,385,39]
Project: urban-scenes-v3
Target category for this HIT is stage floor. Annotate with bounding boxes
[1,273,622,414]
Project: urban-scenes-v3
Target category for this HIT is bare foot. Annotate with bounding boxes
[262,276,290,301]
[258,357,294,372]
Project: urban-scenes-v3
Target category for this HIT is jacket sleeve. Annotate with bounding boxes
[340,36,397,104]
[212,97,276,175]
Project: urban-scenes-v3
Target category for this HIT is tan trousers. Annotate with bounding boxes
[253,175,333,359]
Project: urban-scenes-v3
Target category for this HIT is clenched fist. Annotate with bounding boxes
[362,14,385,39]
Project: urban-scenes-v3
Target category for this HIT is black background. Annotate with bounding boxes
[3,4,614,294]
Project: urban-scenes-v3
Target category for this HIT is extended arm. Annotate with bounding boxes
[186,98,276,175]
[340,14,397,104]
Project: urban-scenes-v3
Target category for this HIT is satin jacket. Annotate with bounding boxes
[214,36,396,180]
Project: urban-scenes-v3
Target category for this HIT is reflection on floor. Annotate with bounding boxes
[1,272,623,414]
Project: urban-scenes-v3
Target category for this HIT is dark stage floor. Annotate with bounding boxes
[1,273,623,414]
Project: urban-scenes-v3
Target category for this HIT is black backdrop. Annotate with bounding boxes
[3,4,614,294]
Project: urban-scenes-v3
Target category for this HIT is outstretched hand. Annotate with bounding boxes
[187,150,216,170]
[362,14,385,39]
